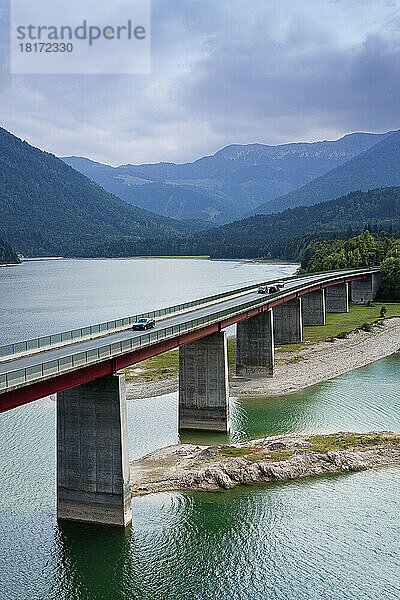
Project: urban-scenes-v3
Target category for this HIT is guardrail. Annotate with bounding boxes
[0,276,281,359]
[0,266,377,360]
[0,267,379,393]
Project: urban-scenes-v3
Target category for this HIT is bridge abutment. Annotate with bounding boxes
[273,298,303,345]
[179,331,230,432]
[236,309,274,377]
[325,282,349,313]
[57,373,132,527]
[301,289,326,326]
[351,273,382,303]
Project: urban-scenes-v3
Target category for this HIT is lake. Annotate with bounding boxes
[0,258,399,600]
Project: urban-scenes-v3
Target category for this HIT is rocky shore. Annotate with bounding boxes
[130,432,400,497]
[126,318,400,401]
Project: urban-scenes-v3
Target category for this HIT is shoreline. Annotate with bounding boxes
[0,262,20,267]
[126,317,400,401]
[244,258,300,267]
[130,432,400,497]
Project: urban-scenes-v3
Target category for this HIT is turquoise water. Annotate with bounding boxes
[0,259,399,599]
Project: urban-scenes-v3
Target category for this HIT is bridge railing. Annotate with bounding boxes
[0,272,301,359]
[0,279,283,359]
[0,266,377,361]
[0,267,379,393]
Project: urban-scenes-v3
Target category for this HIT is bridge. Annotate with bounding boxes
[0,267,381,527]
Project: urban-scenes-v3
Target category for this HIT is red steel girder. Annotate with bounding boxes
[0,323,221,412]
[0,271,376,413]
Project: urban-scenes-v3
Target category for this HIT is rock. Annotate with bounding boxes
[242,463,263,484]
[207,468,235,489]
[268,442,286,450]
[130,432,400,497]
[220,463,243,482]
[198,446,220,459]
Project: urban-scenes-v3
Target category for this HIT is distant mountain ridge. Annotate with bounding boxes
[208,132,392,162]
[0,128,201,257]
[59,160,237,224]
[4,124,399,261]
[192,186,400,258]
[249,129,400,215]
[63,130,391,224]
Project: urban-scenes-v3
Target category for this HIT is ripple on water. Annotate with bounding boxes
[1,351,400,599]
[232,354,400,441]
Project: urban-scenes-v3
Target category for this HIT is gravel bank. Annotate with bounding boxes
[231,317,400,397]
[126,375,178,400]
[126,318,400,400]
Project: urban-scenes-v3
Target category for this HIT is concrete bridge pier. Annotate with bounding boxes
[325,282,349,313]
[179,331,230,432]
[273,298,303,345]
[236,309,274,377]
[301,289,326,326]
[57,373,132,527]
[351,273,382,303]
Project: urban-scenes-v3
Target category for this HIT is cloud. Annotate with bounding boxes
[1,0,400,164]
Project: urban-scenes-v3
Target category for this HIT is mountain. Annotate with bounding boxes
[0,128,203,257]
[62,156,231,224]
[0,238,20,264]
[61,160,236,224]
[62,131,390,223]
[66,187,400,260]
[65,187,400,260]
[250,129,400,215]
[192,186,400,258]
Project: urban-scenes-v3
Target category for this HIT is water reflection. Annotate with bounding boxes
[53,522,133,600]
[1,343,400,599]
[45,468,400,600]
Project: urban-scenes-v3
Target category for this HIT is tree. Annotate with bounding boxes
[378,257,400,301]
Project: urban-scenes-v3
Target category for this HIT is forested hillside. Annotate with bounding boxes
[250,129,400,215]
[301,231,400,301]
[0,128,198,257]
[66,187,400,259]
[0,238,20,264]
[4,125,399,261]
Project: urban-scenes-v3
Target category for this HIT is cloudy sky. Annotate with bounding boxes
[1,0,400,164]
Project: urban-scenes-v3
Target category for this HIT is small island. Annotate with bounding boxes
[130,432,400,496]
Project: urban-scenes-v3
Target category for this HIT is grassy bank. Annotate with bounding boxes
[304,303,400,343]
[124,303,400,384]
[192,432,400,467]
[277,302,400,352]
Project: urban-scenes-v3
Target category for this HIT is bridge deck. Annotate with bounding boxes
[0,268,378,411]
